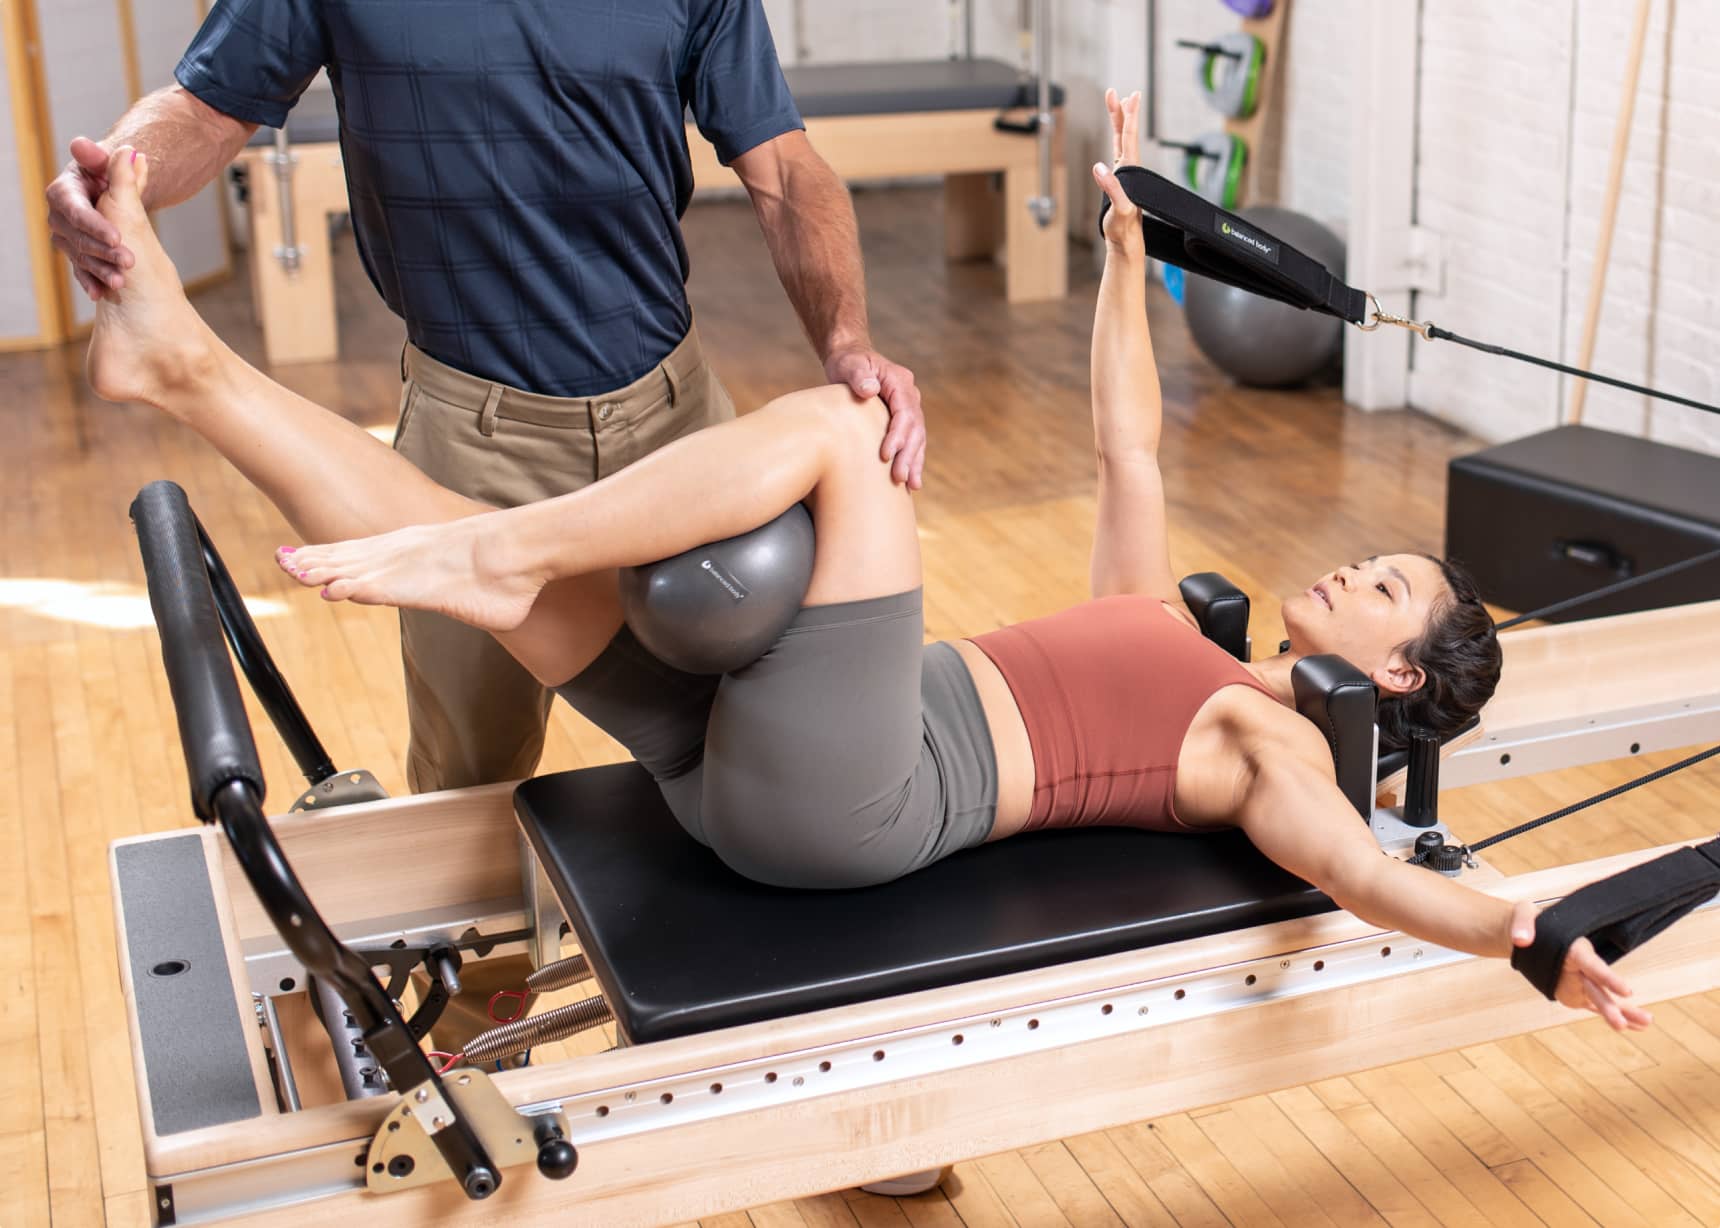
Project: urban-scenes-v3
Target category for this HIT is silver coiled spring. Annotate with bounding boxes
[463,995,614,1064]
[524,952,592,994]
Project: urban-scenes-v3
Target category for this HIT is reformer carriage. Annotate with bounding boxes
[112,482,1720,1226]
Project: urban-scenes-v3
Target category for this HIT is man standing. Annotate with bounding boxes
[48,0,926,795]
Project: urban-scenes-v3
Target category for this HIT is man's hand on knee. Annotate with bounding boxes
[825,346,926,491]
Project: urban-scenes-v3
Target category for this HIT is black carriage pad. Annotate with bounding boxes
[515,763,1333,1045]
[783,59,1065,118]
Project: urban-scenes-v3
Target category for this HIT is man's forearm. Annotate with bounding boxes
[751,150,871,362]
[102,86,255,210]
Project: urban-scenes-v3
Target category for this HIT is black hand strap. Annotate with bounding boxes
[1099,165,1368,324]
[1511,837,1720,999]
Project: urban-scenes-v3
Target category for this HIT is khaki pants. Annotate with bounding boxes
[391,327,734,1055]
[392,325,736,792]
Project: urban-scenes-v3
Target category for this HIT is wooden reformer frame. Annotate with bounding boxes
[111,597,1720,1226]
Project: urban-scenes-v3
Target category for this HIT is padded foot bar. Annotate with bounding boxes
[1513,836,1720,998]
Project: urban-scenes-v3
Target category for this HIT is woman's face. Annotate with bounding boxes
[1281,553,1449,694]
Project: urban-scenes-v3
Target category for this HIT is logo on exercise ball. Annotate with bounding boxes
[1216,217,1279,264]
[700,557,750,602]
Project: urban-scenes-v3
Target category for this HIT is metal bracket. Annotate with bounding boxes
[266,133,305,274]
[366,1070,567,1195]
[153,1183,176,1225]
[1370,805,1458,859]
[289,768,389,812]
[521,833,567,970]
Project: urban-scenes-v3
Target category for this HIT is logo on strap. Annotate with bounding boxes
[1216,216,1280,265]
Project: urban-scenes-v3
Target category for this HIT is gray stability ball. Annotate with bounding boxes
[1183,206,1346,388]
[619,503,816,675]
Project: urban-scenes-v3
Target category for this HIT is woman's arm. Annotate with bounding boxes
[1233,732,1652,1031]
[1089,91,1177,601]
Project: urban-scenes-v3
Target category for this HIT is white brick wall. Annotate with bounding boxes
[1151,0,1355,233]
[132,0,228,289]
[1412,0,1720,455]
[34,0,133,330]
[811,0,1720,456]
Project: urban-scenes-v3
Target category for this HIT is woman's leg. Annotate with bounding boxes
[85,147,623,683]
[278,382,924,642]
[90,146,923,689]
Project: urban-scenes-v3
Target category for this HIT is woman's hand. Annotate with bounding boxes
[1508,900,1653,1032]
[1094,88,1144,251]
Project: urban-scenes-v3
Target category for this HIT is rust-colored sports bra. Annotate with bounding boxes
[968,595,1276,832]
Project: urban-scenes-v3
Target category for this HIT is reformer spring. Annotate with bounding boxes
[464,995,615,1065]
[524,953,592,994]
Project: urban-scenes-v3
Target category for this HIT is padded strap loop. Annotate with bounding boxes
[1100,166,1369,324]
[131,481,266,820]
[1511,836,1720,999]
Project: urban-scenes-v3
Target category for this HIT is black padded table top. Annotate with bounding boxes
[247,61,1062,150]
[516,763,1333,1044]
[783,58,1063,117]
[246,87,341,146]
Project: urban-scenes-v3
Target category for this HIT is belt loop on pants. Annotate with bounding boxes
[478,384,504,437]
[662,357,682,409]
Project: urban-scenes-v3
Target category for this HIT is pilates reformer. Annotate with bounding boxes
[235,6,1067,366]
[110,483,1720,1226]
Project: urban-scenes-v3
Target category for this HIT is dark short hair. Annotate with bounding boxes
[1376,556,1502,753]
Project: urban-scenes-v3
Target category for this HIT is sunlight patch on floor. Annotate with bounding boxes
[0,578,287,630]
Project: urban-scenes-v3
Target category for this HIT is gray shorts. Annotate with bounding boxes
[554,589,998,888]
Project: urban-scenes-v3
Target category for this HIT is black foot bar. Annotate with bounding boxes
[131,480,502,1200]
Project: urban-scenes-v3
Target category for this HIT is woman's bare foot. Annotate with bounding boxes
[86,147,218,409]
[278,517,545,632]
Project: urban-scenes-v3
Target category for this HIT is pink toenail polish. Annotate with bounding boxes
[280,546,296,554]
[131,149,138,165]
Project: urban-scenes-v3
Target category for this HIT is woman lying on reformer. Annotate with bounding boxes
[87,92,1649,1031]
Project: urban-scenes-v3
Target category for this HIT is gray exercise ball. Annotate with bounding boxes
[1183,206,1346,388]
[619,503,816,675]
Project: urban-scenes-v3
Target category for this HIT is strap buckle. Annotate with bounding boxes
[1356,293,1434,340]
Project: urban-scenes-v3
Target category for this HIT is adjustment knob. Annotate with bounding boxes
[1426,842,1466,875]
[1413,831,1444,860]
[534,1121,579,1181]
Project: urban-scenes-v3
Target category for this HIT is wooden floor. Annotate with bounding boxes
[3,185,1718,1228]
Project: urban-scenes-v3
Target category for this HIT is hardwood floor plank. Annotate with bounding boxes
[1267,1086,1439,1228]
[1441,1061,1653,1228]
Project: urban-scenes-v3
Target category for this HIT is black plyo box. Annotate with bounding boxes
[1445,425,1720,622]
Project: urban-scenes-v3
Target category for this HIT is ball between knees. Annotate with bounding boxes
[618,504,815,675]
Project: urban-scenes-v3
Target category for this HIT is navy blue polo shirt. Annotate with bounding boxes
[178,1,802,396]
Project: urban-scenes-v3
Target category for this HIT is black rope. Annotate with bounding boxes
[1426,325,1720,418]
[1464,744,1720,857]
[1495,546,1720,630]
